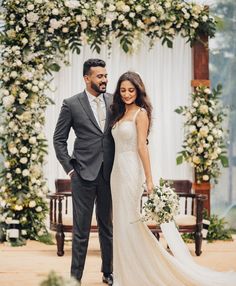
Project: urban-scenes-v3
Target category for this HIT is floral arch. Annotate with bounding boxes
[0,0,215,243]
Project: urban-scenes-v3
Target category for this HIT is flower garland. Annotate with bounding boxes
[0,0,216,242]
[175,85,229,184]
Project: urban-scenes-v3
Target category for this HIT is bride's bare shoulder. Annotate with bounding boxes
[136,108,148,123]
[140,107,147,113]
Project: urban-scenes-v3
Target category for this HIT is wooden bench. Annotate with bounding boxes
[48,179,206,256]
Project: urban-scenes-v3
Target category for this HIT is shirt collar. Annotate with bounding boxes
[85,89,103,103]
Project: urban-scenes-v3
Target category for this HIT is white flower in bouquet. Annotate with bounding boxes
[20,111,32,122]
[81,21,88,30]
[26,12,39,23]
[31,154,37,160]
[32,85,39,93]
[20,146,28,154]
[50,19,61,30]
[15,168,21,174]
[19,91,28,101]
[29,201,36,208]
[142,179,180,225]
[36,206,43,212]
[52,8,60,16]
[15,204,23,211]
[9,146,18,154]
[37,132,45,140]
[0,126,5,134]
[0,198,6,207]
[22,169,30,177]
[29,137,37,144]
[22,133,29,140]
[4,161,10,168]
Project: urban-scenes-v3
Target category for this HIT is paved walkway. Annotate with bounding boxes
[0,234,236,286]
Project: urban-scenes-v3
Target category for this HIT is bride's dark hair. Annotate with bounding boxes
[111,71,152,133]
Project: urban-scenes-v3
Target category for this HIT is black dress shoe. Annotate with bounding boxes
[102,273,113,285]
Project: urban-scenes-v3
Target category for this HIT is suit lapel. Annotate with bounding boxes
[77,91,101,131]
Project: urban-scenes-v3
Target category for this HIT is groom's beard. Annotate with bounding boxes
[91,82,107,94]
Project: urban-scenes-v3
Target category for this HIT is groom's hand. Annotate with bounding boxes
[68,169,76,179]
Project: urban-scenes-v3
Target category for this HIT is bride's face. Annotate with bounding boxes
[120,80,137,105]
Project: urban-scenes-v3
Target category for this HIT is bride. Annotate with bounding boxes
[110,71,236,286]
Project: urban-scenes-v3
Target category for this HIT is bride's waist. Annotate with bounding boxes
[115,149,137,154]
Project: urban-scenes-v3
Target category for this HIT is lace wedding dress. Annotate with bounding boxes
[111,108,236,286]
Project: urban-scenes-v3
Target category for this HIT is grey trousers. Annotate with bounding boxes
[70,166,113,281]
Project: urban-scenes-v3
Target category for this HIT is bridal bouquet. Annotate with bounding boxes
[142,179,180,225]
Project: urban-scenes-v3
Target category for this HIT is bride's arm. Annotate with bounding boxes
[136,110,154,193]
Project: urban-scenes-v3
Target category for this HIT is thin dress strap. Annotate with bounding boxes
[132,108,146,122]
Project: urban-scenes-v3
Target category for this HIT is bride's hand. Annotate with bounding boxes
[146,180,154,194]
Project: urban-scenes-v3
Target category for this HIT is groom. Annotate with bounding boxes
[53,59,114,285]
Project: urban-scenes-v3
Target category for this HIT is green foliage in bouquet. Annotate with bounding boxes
[175,84,229,183]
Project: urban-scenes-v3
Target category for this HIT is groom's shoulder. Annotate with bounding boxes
[64,91,84,104]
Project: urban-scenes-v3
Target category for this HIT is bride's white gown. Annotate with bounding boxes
[111,109,236,286]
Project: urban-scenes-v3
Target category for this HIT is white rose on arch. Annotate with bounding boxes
[199,126,209,137]
[199,104,208,114]
[30,165,42,179]
[192,156,201,165]
[2,95,15,109]
[202,175,210,181]
[65,0,80,9]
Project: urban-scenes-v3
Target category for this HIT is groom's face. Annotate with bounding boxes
[84,66,108,95]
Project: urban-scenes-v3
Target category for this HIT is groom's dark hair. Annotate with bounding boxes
[83,58,106,76]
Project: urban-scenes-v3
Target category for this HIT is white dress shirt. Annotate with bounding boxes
[85,89,106,128]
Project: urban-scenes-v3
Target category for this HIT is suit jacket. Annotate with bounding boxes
[53,91,115,181]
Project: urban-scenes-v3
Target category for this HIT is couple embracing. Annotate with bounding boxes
[53,59,236,286]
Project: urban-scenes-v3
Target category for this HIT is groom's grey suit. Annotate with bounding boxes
[53,91,114,281]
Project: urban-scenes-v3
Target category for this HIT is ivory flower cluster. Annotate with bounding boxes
[142,179,180,225]
[175,85,229,183]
